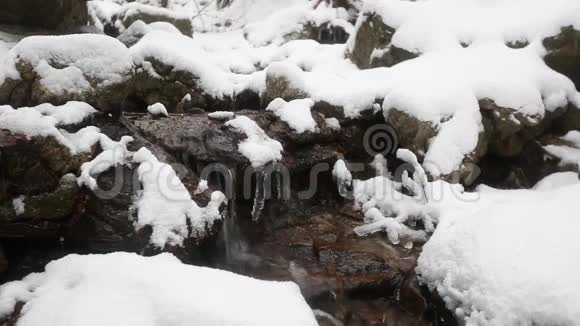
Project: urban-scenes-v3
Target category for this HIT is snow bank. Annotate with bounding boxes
[0,252,318,326]
[133,148,225,248]
[417,183,580,325]
[358,0,580,54]
[266,98,317,133]
[2,34,133,95]
[0,102,101,154]
[225,116,283,168]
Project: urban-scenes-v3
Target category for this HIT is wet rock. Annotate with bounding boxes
[479,99,545,157]
[0,130,92,195]
[385,108,436,160]
[543,26,580,88]
[214,201,452,325]
[346,11,418,69]
[0,0,88,31]
[0,174,79,223]
[113,3,193,37]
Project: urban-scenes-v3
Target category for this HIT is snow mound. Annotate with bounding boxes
[417,183,580,325]
[358,0,580,54]
[133,148,225,248]
[2,34,133,95]
[0,252,318,326]
[266,98,317,133]
[225,116,283,168]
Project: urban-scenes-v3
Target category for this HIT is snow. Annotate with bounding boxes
[77,135,134,190]
[417,183,580,325]
[208,111,235,120]
[0,103,101,154]
[0,252,318,326]
[266,98,317,133]
[147,102,169,117]
[533,171,579,191]
[12,196,25,215]
[3,34,133,94]
[544,131,580,168]
[132,148,226,248]
[225,116,283,168]
[357,0,580,55]
[244,3,352,46]
[324,117,340,130]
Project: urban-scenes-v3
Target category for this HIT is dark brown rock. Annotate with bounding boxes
[543,26,580,88]
[0,0,88,31]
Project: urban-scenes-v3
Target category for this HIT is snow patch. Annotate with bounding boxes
[266,98,317,133]
[225,116,283,168]
[0,252,318,326]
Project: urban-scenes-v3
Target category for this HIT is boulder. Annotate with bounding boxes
[0,0,88,31]
[346,11,417,69]
[543,26,580,88]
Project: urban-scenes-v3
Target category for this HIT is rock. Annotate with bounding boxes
[346,10,417,69]
[543,26,580,88]
[385,108,437,160]
[0,0,88,31]
[0,34,134,116]
[114,3,193,37]
[0,130,92,195]
[66,117,218,263]
[0,174,79,223]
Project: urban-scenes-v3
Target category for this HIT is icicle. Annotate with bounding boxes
[251,170,266,221]
[275,172,282,200]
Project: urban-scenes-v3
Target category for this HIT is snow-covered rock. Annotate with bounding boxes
[0,252,318,326]
[0,34,133,115]
[113,2,193,36]
[244,3,352,46]
[132,148,226,248]
[225,116,283,168]
[266,98,317,133]
[117,20,181,47]
[347,0,580,69]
